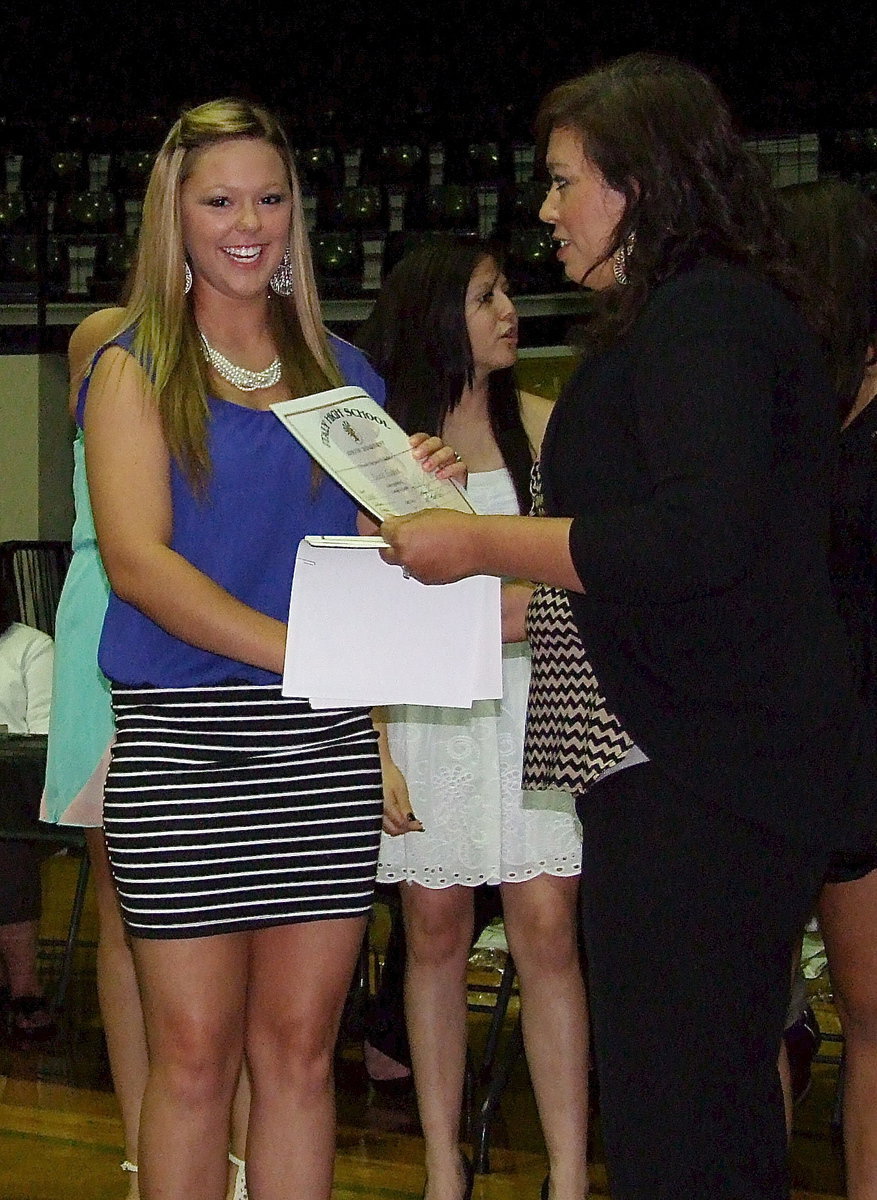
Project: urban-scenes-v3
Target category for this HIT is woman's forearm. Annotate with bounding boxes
[473,515,583,592]
[84,346,287,676]
[380,510,584,592]
[106,540,287,675]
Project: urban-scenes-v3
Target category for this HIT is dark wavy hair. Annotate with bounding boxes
[356,236,533,512]
[535,53,804,347]
[778,179,877,422]
[0,568,20,638]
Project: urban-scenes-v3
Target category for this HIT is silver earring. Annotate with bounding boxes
[612,231,636,287]
[270,247,294,296]
[184,261,193,294]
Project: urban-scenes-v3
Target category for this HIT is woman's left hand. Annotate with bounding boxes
[381,757,423,836]
[501,580,535,643]
[409,432,468,487]
[356,435,467,538]
[380,509,479,584]
[374,713,423,836]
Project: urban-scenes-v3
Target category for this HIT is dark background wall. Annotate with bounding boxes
[3,2,876,143]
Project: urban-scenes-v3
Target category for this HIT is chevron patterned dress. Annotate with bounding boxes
[522,463,632,794]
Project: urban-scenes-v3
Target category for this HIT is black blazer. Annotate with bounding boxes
[831,401,877,707]
[542,260,873,843]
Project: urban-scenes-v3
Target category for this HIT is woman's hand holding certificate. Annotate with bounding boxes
[271,387,474,521]
[275,386,499,708]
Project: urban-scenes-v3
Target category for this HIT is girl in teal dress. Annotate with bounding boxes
[42,308,148,1200]
[42,425,113,827]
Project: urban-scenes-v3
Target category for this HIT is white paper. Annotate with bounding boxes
[283,539,502,707]
[270,386,474,520]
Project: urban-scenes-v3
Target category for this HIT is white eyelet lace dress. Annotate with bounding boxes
[376,467,582,889]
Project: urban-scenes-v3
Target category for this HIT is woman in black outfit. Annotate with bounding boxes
[379,54,876,1200]
[780,178,877,1200]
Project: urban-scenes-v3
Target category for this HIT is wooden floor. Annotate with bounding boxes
[0,852,851,1199]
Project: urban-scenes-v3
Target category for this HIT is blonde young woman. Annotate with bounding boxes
[44,305,252,1200]
[74,98,459,1200]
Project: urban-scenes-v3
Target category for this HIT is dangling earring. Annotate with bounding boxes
[184,261,193,295]
[612,231,636,287]
[270,247,294,296]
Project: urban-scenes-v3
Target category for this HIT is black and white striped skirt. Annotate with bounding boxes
[103,684,384,939]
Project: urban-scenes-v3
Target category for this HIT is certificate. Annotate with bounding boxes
[283,538,502,708]
[270,386,474,520]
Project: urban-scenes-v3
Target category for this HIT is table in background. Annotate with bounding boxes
[0,733,89,1011]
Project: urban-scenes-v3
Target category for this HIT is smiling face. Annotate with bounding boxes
[539,126,628,290]
[180,137,293,302]
[464,256,518,382]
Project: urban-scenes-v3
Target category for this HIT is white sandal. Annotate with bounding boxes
[120,1161,138,1197]
[229,1151,248,1200]
[120,1154,246,1198]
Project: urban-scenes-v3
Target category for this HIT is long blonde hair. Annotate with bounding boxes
[118,97,341,483]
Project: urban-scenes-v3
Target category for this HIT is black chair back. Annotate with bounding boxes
[360,143,428,188]
[317,186,388,233]
[406,184,479,232]
[0,540,72,637]
[309,231,365,297]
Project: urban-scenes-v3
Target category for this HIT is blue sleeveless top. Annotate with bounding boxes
[78,331,385,687]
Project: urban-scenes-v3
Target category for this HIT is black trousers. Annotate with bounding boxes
[0,838,42,925]
[578,762,827,1199]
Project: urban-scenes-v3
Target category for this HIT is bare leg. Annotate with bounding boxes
[0,838,48,1026]
[819,869,877,1200]
[133,932,248,1200]
[244,916,368,1200]
[363,898,411,1080]
[227,1063,251,1200]
[778,1040,793,1138]
[401,882,474,1200]
[778,944,802,1140]
[85,828,148,1200]
[0,919,43,996]
[230,1061,250,1158]
[0,916,55,1036]
[501,874,589,1200]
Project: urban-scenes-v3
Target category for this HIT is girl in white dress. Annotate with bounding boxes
[357,238,588,1200]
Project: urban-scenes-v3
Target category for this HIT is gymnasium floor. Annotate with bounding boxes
[0,851,850,1199]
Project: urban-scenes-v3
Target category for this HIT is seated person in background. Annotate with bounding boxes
[0,569,55,1038]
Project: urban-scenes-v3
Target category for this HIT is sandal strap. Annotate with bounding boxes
[8,994,56,1040]
[9,994,51,1017]
[121,1160,138,1173]
[229,1153,248,1200]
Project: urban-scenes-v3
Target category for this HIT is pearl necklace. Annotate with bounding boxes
[199,330,282,392]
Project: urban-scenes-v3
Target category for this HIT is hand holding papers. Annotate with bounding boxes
[283,538,502,708]
[271,386,474,521]
[274,387,499,707]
